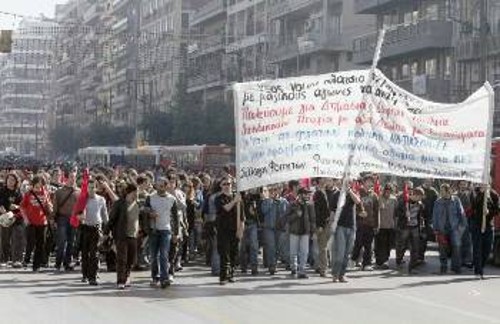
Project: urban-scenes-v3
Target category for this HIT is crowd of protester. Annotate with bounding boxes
[0,164,498,290]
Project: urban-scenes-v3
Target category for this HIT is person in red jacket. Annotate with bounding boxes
[21,175,53,272]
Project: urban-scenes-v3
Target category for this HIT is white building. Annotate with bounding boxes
[0,19,56,157]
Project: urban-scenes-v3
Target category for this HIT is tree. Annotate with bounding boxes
[203,100,235,145]
[170,75,203,145]
[49,124,84,155]
[86,122,134,146]
[140,110,174,145]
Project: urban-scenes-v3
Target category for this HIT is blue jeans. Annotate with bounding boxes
[240,224,258,271]
[289,233,309,275]
[331,226,355,277]
[149,229,171,282]
[56,217,74,268]
[263,228,277,270]
[438,230,462,272]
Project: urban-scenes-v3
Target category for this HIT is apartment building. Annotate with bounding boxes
[454,0,500,135]
[187,0,227,104]
[226,0,273,83]
[352,0,454,103]
[268,0,373,78]
[0,19,56,156]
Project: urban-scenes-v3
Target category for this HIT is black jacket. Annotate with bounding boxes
[313,190,330,228]
[395,196,425,230]
[287,200,316,236]
[470,189,499,230]
[108,199,136,241]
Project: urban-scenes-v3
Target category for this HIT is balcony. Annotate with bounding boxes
[269,32,343,63]
[84,3,102,24]
[455,35,500,61]
[269,0,323,20]
[187,71,225,93]
[112,17,128,34]
[354,0,398,14]
[395,76,451,103]
[353,20,453,64]
[189,34,225,57]
[190,0,226,27]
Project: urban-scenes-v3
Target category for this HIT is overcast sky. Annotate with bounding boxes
[0,0,63,29]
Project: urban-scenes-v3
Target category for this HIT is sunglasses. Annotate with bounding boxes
[221,182,231,186]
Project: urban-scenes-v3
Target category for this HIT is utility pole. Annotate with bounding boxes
[479,0,488,84]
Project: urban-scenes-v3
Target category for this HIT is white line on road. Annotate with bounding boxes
[388,292,500,323]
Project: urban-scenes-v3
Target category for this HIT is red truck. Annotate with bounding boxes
[490,138,500,265]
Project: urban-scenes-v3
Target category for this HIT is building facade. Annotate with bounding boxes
[268,0,373,78]
[187,0,227,104]
[454,0,500,135]
[352,0,454,103]
[0,19,56,157]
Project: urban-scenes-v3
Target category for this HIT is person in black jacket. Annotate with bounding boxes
[107,183,139,289]
[215,176,242,285]
[395,187,425,274]
[469,185,499,279]
[313,178,332,277]
[0,173,23,267]
[287,187,316,279]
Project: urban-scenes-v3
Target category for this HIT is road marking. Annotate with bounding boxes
[389,292,500,323]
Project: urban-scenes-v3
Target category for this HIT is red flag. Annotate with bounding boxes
[70,168,89,228]
[374,177,381,196]
[403,182,410,204]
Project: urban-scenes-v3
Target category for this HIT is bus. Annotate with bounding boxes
[77,146,127,165]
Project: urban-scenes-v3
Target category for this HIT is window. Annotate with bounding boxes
[392,66,398,80]
[444,56,452,79]
[237,11,245,39]
[402,63,410,79]
[255,3,265,35]
[411,61,419,77]
[246,7,255,36]
[425,4,439,21]
[425,58,437,78]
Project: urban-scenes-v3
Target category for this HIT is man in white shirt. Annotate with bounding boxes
[145,177,179,289]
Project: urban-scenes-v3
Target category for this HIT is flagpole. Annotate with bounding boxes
[331,28,386,233]
[482,82,495,233]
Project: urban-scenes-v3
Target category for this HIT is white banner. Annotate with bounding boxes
[233,69,494,192]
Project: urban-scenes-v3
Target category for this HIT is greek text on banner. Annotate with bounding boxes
[233,69,494,192]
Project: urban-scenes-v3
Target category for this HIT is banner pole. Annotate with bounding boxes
[482,82,495,233]
[331,28,386,233]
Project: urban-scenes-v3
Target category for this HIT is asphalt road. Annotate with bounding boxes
[1,250,500,324]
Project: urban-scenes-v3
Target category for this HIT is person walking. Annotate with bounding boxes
[80,179,108,285]
[469,185,499,279]
[20,176,52,272]
[215,177,242,285]
[432,184,466,274]
[107,183,139,289]
[287,187,316,279]
[144,177,179,289]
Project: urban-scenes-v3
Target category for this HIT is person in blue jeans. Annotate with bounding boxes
[53,170,79,271]
[144,177,179,289]
[287,187,315,279]
[261,186,289,275]
[331,185,361,283]
[432,183,466,274]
